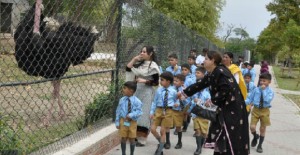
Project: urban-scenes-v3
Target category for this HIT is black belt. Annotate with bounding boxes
[157,106,172,109]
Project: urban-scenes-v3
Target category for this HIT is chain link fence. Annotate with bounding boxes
[0,0,222,154]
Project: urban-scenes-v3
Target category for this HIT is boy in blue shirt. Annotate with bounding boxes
[115,81,143,155]
[244,73,256,97]
[188,55,197,76]
[150,71,177,155]
[165,54,181,75]
[245,73,274,153]
[181,63,196,132]
[247,62,256,82]
[167,74,190,149]
[187,67,211,155]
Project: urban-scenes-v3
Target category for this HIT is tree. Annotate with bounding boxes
[256,0,300,63]
[148,0,225,43]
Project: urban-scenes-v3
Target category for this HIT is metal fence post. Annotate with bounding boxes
[113,0,123,122]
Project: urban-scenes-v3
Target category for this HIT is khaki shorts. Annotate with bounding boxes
[119,118,137,138]
[154,108,173,128]
[173,110,184,127]
[193,117,209,135]
[251,107,271,127]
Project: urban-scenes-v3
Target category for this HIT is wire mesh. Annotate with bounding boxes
[0,0,222,154]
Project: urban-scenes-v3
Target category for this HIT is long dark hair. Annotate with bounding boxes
[133,46,157,69]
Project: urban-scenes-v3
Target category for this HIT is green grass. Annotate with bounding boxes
[272,66,300,91]
[283,94,300,109]
[21,119,82,153]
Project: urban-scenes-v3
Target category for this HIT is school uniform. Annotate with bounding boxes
[245,81,256,97]
[247,68,256,83]
[165,65,181,75]
[150,86,177,127]
[188,89,211,135]
[172,86,190,127]
[190,64,197,75]
[115,96,143,138]
[185,73,196,86]
[245,86,274,126]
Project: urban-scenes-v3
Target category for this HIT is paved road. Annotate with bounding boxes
[107,65,300,155]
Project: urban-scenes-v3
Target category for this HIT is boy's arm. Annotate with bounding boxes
[263,88,274,103]
[115,101,121,127]
[251,71,256,82]
[128,100,143,120]
[245,89,254,105]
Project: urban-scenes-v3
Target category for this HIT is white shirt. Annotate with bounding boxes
[196,55,205,65]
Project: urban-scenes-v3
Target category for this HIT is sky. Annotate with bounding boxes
[218,0,274,39]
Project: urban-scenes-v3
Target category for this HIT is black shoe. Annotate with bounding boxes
[251,134,259,147]
[174,130,178,135]
[154,144,163,155]
[174,142,182,149]
[136,141,145,147]
[194,149,201,155]
[257,145,263,153]
[164,142,171,149]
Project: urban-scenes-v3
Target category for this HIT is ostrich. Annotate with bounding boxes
[14,1,99,125]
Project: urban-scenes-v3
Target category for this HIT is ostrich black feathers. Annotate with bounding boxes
[14,4,98,79]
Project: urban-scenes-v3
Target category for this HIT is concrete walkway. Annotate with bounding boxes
[107,65,300,155]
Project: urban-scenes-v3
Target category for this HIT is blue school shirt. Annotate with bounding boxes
[188,89,211,118]
[150,86,177,115]
[173,86,191,111]
[245,81,256,97]
[245,86,274,108]
[165,65,181,75]
[242,68,248,76]
[190,64,197,75]
[159,66,163,73]
[248,68,256,82]
[185,73,196,87]
[115,96,143,127]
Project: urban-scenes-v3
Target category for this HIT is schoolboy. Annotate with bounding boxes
[244,73,256,96]
[245,73,274,153]
[241,62,249,76]
[115,81,143,155]
[150,71,177,155]
[168,74,190,149]
[247,62,256,82]
[188,55,197,76]
[181,63,196,132]
[165,53,181,75]
[187,67,211,155]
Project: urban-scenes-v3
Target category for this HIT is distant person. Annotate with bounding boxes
[190,49,198,58]
[196,48,208,67]
[165,53,181,76]
[115,81,143,155]
[245,73,274,153]
[247,62,256,83]
[188,55,197,76]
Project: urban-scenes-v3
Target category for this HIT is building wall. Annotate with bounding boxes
[1,0,29,35]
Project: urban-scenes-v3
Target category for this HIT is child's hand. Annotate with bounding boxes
[174,103,179,107]
[126,114,131,120]
[205,99,212,107]
[194,98,198,103]
[150,115,154,119]
[260,85,266,90]
[116,126,120,129]
[177,92,181,99]
[174,65,178,72]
